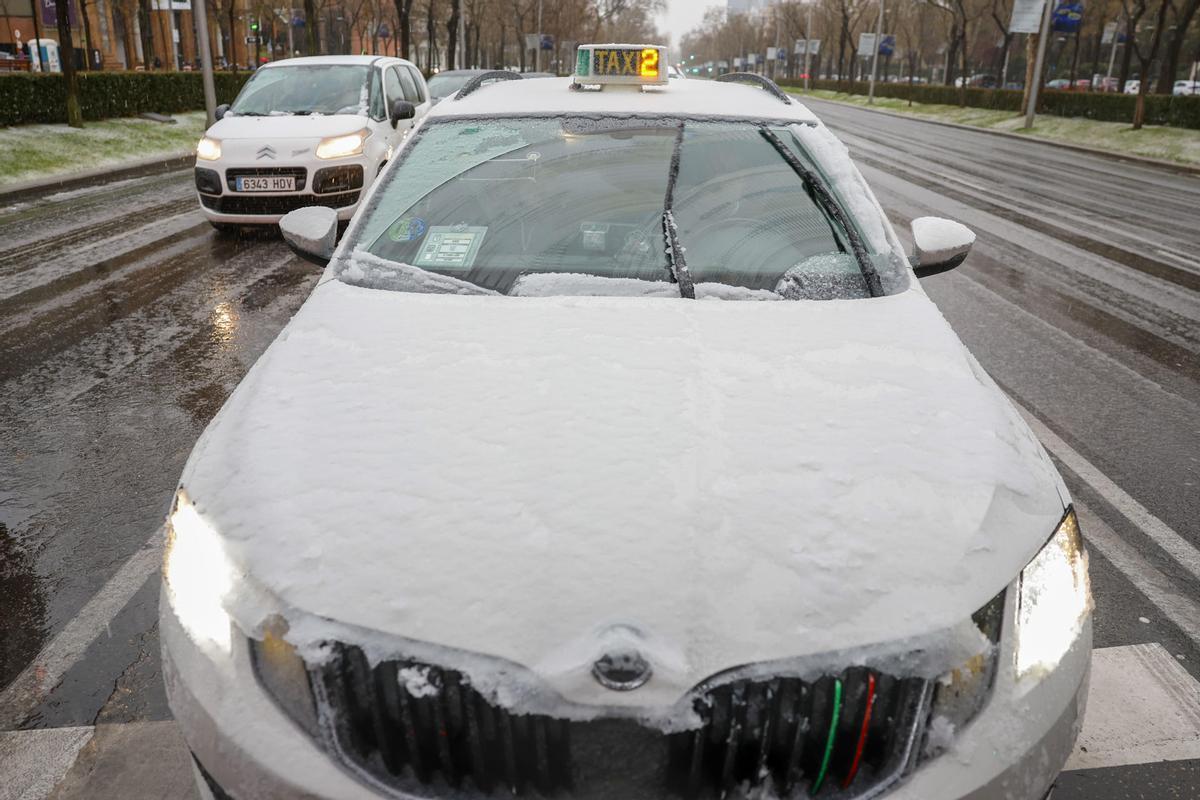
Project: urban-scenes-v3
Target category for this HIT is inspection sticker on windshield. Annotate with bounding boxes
[414,226,487,270]
[387,217,427,242]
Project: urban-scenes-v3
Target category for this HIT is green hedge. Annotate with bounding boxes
[0,71,251,126]
[779,78,1200,130]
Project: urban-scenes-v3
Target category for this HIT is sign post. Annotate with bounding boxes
[193,0,218,126]
[868,0,884,103]
[804,2,812,90]
[1022,0,1054,129]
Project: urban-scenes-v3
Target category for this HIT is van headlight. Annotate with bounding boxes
[316,129,369,159]
[163,490,234,653]
[196,136,222,160]
[1015,507,1091,679]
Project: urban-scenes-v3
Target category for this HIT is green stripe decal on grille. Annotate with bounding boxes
[810,678,843,795]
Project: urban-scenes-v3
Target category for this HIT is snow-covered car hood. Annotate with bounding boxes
[207,113,367,142]
[181,281,1066,709]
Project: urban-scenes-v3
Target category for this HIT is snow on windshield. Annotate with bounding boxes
[342,117,906,301]
[230,65,371,117]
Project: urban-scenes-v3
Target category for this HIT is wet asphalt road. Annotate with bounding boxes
[1,100,1199,797]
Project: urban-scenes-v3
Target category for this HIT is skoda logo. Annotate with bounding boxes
[257,145,276,160]
[592,649,652,691]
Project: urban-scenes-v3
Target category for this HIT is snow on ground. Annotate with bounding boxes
[0,112,206,186]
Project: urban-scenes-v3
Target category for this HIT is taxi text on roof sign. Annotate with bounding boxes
[574,44,669,86]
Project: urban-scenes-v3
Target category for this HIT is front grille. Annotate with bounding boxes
[225,166,307,192]
[199,191,359,216]
[309,645,931,799]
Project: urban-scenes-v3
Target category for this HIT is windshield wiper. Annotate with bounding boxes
[662,123,696,299]
[759,127,884,297]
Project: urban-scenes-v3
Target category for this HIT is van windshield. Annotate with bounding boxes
[230,65,370,116]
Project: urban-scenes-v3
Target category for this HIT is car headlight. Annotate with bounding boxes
[316,129,369,159]
[249,615,319,737]
[1015,507,1091,679]
[163,490,234,653]
[926,589,1004,755]
[196,136,221,161]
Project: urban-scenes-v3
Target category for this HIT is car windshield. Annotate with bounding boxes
[229,65,370,116]
[342,117,889,300]
[427,72,483,98]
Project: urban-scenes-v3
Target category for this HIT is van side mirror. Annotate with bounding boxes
[214,104,229,121]
[280,206,338,266]
[909,217,975,278]
[389,100,416,128]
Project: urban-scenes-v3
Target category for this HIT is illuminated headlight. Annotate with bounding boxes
[1015,507,1091,679]
[249,616,319,736]
[163,490,235,653]
[196,136,222,161]
[316,129,369,159]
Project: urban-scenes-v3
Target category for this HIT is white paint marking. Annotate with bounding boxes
[1065,643,1200,771]
[1074,501,1200,645]
[1016,405,1200,583]
[0,726,93,800]
[0,536,162,730]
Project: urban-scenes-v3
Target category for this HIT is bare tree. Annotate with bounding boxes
[1123,0,1171,127]
[54,0,83,126]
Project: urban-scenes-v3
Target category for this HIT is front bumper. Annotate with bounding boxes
[162,578,1091,800]
[194,159,371,225]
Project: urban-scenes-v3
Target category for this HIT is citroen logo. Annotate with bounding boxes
[256,145,276,160]
[592,649,652,691]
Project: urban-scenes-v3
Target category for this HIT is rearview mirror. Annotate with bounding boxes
[389,100,416,128]
[909,217,975,278]
[280,206,338,266]
[214,104,229,121]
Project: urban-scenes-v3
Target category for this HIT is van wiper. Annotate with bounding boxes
[759,128,883,297]
[661,123,695,299]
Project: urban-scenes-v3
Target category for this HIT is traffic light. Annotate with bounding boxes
[250,20,259,32]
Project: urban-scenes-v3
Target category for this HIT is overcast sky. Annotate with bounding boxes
[656,1,721,49]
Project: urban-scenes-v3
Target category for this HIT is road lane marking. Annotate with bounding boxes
[1073,501,1200,645]
[0,535,162,730]
[0,725,93,800]
[1016,405,1200,583]
[1065,643,1200,771]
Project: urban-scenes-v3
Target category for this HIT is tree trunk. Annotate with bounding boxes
[425,0,435,72]
[445,0,459,70]
[959,19,969,105]
[78,0,95,69]
[395,0,412,59]
[55,0,83,126]
[228,1,238,68]
[139,0,155,68]
[305,0,318,55]
[1157,0,1200,93]
[1133,79,1147,128]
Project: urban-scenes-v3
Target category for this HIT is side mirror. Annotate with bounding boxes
[909,217,975,278]
[389,99,416,128]
[280,206,338,266]
[214,104,229,121]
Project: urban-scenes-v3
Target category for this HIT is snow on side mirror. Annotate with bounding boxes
[280,206,338,267]
[909,217,975,278]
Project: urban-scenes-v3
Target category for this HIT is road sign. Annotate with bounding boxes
[540,34,554,51]
[244,36,257,44]
[766,46,779,61]
[1052,2,1083,34]
[1101,20,1117,45]
[524,34,539,50]
[795,39,821,56]
[879,34,895,56]
[857,32,877,57]
[1010,0,1046,34]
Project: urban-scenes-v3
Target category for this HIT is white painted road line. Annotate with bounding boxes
[0,535,163,730]
[0,725,93,800]
[1016,404,1200,583]
[1065,643,1200,771]
[1075,501,1200,645]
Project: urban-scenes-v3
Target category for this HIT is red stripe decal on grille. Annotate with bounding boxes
[842,673,877,788]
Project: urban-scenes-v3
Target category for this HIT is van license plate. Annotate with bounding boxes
[236,176,295,192]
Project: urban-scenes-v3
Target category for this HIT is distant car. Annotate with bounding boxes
[1093,76,1118,93]
[1124,79,1141,94]
[1073,79,1091,91]
[426,69,492,103]
[1046,78,1071,90]
[667,64,685,79]
[193,55,431,230]
[1174,80,1199,96]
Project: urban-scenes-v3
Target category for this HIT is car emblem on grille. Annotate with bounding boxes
[257,145,276,160]
[592,649,652,691]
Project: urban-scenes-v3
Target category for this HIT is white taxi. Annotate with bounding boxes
[162,45,1091,800]
[193,55,430,230]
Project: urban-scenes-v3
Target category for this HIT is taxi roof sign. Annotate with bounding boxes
[574,44,668,86]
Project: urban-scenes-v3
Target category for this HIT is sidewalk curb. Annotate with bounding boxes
[792,93,1200,177]
[0,152,195,205]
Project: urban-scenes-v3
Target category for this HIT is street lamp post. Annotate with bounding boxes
[1023,0,1054,129]
[868,0,884,103]
[193,0,218,126]
[804,3,812,91]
